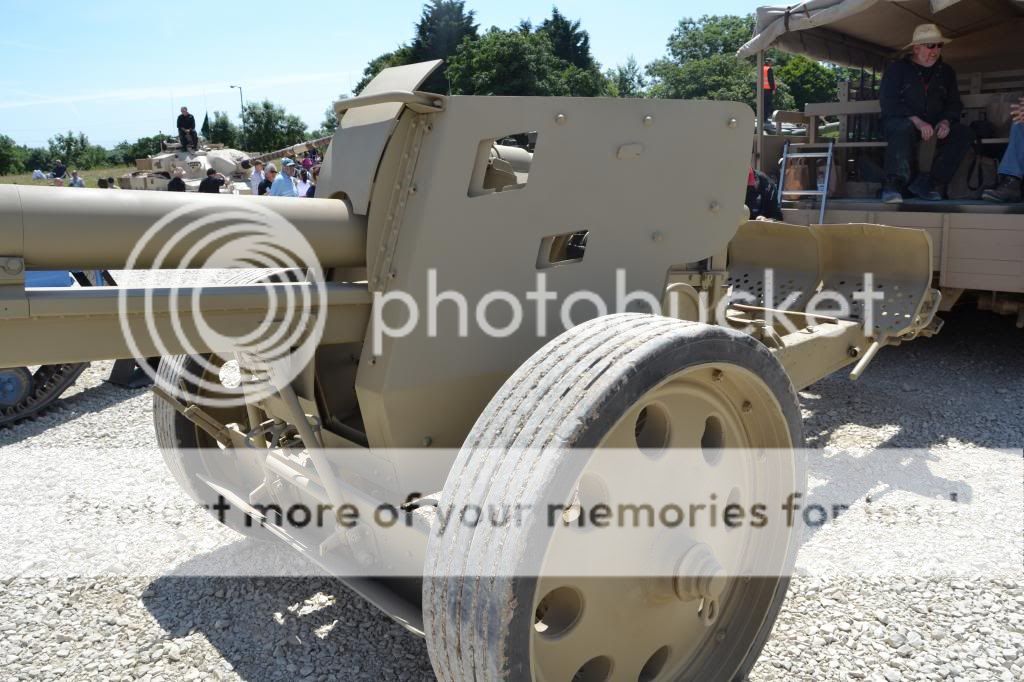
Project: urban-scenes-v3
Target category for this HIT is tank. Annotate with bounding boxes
[120,135,331,193]
[0,60,944,680]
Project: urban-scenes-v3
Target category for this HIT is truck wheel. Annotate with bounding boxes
[423,313,804,681]
[153,268,294,539]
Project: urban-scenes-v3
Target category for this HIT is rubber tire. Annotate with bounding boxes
[153,268,294,539]
[423,313,803,682]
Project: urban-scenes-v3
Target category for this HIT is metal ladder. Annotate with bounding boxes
[777,139,836,224]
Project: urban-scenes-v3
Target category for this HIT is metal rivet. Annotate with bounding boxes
[643,115,654,127]
[709,201,721,213]
[389,271,397,279]
[848,346,861,358]
[727,118,738,129]
[742,401,753,413]
[409,185,418,194]
[555,113,567,125]
[712,369,724,382]
[651,231,663,242]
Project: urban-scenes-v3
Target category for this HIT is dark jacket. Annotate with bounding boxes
[176,113,196,131]
[167,177,186,192]
[198,176,224,193]
[880,56,962,125]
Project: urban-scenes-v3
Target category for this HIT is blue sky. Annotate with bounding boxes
[2,0,759,148]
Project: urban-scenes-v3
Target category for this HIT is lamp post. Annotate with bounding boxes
[230,84,245,148]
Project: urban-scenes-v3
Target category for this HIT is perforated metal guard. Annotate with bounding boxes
[809,224,934,338]
[727,221,821,310]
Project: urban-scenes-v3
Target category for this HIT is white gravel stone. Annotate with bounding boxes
[0,300,1021,681]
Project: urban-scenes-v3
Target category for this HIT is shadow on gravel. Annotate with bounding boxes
[142,541,435,681]
[796,306,1023,536]
[0,379,143,448]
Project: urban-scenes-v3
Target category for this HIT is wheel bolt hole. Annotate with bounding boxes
[635,404,670,455]
[533,587,583,638]
[700,416,724,466]
[573,655,612,682]
[638,646,670,682]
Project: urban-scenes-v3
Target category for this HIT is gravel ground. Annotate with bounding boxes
[0,306,1021,681]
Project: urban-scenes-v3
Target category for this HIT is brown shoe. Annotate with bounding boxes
[983,175,1022,203]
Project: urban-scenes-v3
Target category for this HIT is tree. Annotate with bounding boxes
[409,0,479,92]
[23,147,54,173]
[606,57,647,98]
[448,28,590,97]
[242,100,308,154]
[538,7,594,70]
[666,15,755,64]
[354,46,414,94]
[109,135,164,166]
[776,55,840,111]
[207,111,239,148]
[354,1,478,95]
[647,53,795,112]
[314,94,348,138]
[0,135,25,175]
[47,131,107,170]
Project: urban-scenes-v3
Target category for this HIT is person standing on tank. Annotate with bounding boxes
[177,106,198,151]
[880,24,972,204]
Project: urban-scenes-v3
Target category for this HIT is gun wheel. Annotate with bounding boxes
[424,314,803,682]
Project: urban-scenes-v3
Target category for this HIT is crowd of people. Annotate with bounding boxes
[245,150,322,198]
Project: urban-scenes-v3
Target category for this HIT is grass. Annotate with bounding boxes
[0,164,136,188]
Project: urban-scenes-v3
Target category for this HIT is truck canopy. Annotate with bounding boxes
[737,0,1024,72]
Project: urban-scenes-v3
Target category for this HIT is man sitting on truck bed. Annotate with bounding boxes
[983,98,1024,204]
[880,24,972,204]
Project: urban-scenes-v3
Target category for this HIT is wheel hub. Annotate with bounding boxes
[0,368,33,408]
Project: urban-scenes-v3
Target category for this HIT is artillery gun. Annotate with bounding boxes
[0,61,941,680]
[120,135,330,193]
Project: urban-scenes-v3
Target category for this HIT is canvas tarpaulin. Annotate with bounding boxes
[737,0,1024,72]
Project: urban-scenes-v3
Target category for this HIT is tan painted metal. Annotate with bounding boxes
[0,184,366,270]
[0,59,943,677]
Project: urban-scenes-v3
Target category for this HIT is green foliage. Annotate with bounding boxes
[538,7,594,70]
[646,13,804,114]
[409,0,479,92]
[314,95,348,138]
[775,55,839,112]
[207,111,239,148]
[606,57,647,98]
[666,15,755,64]
[242,100,308,154]
[47,131,108,170]
[354,47,414,95]
[23,147,54,172]
[0,135,25,175]
[108,135,163,166]
[447,27,607,97]
[354,3,610,98]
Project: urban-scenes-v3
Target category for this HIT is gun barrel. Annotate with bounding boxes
[0,185,366,270]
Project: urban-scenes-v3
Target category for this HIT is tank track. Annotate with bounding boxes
[0,363,90,428]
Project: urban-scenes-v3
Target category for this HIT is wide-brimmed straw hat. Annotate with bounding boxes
[905,24,952,50]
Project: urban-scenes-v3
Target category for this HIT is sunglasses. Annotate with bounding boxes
[922,43,943,49]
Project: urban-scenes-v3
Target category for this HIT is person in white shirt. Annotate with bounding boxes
[249,160,265,196]
[296,169,312,197]
[68,170,85,188]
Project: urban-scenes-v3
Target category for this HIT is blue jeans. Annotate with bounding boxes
[999,123,1024,179]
